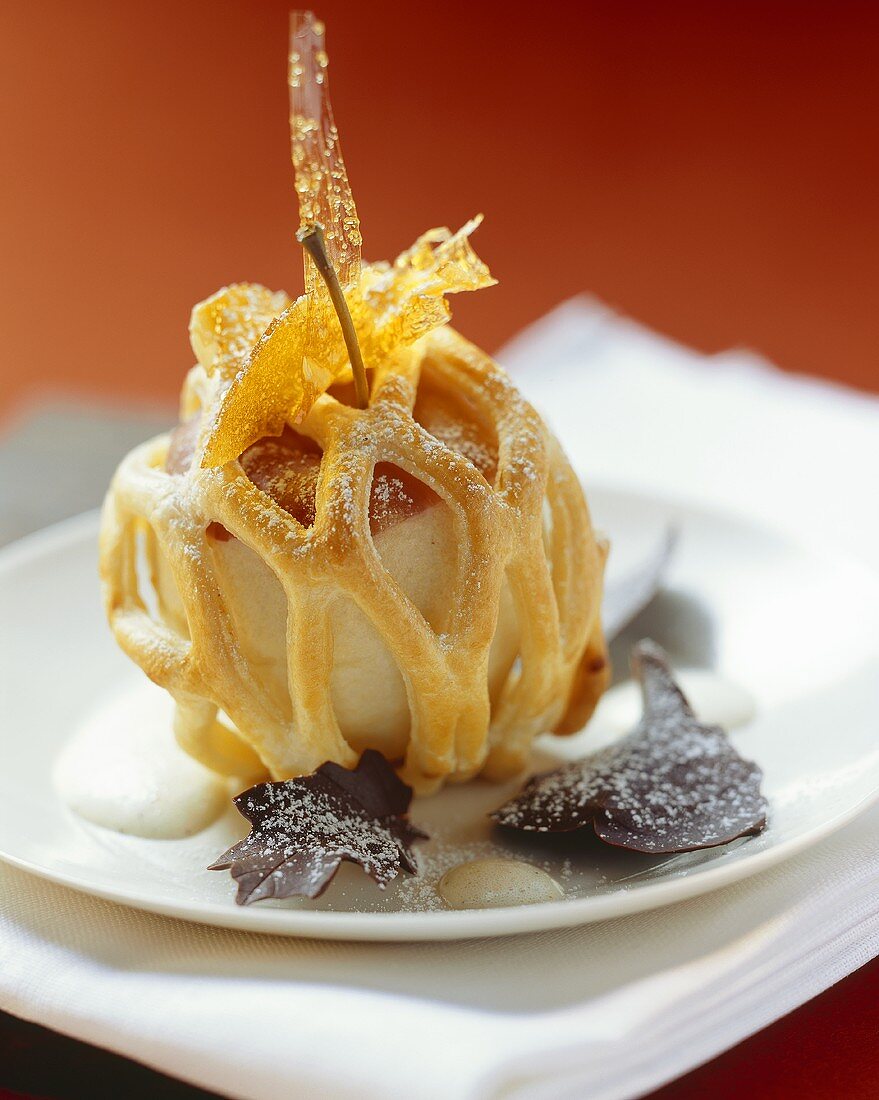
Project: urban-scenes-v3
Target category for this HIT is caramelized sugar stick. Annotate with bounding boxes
[289,10,361,290]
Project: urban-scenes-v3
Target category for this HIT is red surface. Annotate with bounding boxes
[650,955,879,1098]
[1,0,878,423]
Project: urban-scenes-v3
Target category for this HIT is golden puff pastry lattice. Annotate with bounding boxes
[100,326,609,793]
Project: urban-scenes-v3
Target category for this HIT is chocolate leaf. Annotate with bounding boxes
[210,750,427,905]
[491,640,767,854]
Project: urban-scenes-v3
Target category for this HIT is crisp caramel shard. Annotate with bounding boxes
[189,283,291,382]
[192,11,496,469]
[199,220,496,467]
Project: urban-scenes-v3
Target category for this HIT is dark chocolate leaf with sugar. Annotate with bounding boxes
[491,640,767,854]
[210,750,427,905]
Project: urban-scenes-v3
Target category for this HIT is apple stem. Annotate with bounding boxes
[297,223,369,410]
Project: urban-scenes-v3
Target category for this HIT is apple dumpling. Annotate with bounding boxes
[98,12,608,793]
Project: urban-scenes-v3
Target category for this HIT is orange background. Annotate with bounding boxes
[1,0,878,422]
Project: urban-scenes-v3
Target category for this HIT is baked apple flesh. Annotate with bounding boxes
[160,373,519,764]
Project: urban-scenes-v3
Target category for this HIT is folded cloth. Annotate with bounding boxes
[1,301,878,1100]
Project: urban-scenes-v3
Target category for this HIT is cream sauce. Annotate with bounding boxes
[437,858,564,909]
[54,682,228,839]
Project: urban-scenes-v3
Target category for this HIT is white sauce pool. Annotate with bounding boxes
[438,859,564,910]
[54,682,228,839]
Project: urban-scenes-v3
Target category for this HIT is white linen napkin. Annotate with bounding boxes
[1,301,878,1100]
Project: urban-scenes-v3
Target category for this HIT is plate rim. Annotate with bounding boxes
[2,494,879,942]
